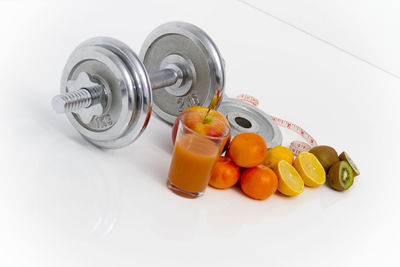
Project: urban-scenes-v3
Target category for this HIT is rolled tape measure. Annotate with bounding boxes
[236,94,317,156]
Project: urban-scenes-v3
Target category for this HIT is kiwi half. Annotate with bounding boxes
[328,161,354,191]
[309,145,339,172]
[339,151,360,177]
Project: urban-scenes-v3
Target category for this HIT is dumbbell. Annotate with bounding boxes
[52,22,225,149]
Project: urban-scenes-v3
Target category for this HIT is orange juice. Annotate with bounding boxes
[168,134,220,193]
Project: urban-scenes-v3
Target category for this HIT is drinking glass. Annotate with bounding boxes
[167,111,230,198]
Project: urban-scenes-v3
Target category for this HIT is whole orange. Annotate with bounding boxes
[240,165,278,200]
[228,132,267,168]
[209,156,240,189]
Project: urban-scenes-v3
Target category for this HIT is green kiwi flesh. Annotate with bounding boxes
[309,145,339,172]
[339,151,360,177]
[328,161,354,191]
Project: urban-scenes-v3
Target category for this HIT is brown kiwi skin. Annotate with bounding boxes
[309,145,339,172]
[328,161,354,191]
[339,151,360,177]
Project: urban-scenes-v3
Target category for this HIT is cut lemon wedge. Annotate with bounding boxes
[275,160,304,196]
[294,151,326,187]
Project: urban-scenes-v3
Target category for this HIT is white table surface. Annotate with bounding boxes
[1,1,399,266]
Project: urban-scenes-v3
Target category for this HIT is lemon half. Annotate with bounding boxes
[294,151,326,187]
[275,160,304,196]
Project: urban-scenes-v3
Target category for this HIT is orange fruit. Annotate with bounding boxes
[240,165,278,200]
[209,156,240,189]
[227,132,267,168]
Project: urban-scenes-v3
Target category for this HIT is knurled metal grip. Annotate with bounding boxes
[52,22,225,149]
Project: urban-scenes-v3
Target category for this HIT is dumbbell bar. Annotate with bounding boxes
[52,63,189,113]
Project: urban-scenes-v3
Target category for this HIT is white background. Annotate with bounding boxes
[1,0,399,266]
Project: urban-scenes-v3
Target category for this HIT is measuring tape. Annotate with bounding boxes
[236,94,317,156]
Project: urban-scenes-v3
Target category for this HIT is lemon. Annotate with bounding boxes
[294,151,326,187]
[275,160,304,196]
[264,145,294,169]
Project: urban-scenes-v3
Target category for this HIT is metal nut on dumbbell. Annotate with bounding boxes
[52,22,225,149]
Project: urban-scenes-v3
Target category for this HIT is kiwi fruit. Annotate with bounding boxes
[339,151,360,177]
[309,145,339,171]
[328,161,354,191]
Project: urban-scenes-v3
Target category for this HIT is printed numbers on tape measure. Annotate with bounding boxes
[177,94,200,112]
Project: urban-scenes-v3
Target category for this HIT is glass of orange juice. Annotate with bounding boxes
[167,111,230,198]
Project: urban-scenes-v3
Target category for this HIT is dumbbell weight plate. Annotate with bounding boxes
[218,97,283,148]
[140,21,225,124]
[61,37,152,148]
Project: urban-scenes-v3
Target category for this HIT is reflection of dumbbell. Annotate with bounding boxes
[52,22,225,148]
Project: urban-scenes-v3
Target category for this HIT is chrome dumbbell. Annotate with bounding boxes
[52,22,225,149]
